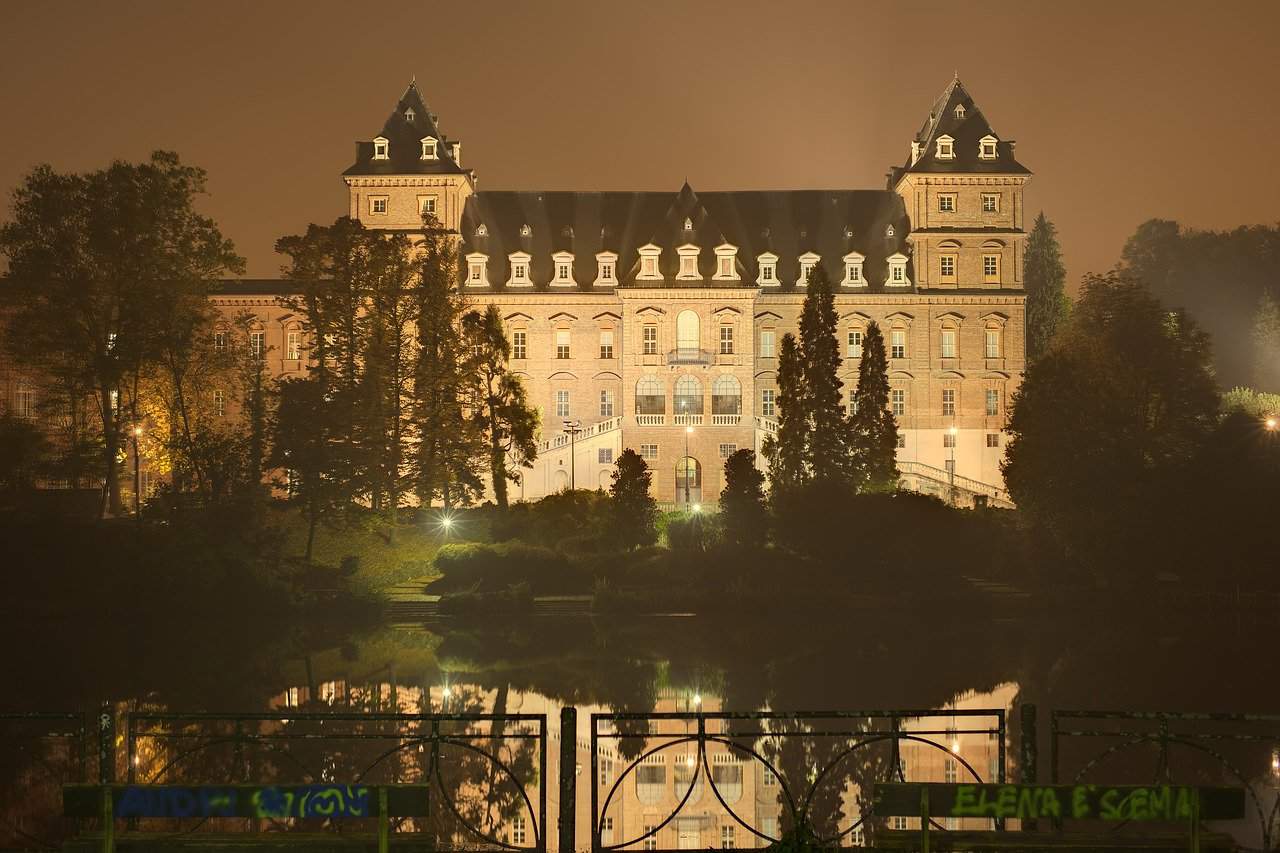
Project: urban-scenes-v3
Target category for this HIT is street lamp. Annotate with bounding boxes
[1266,416,1278,432]
[562,420,582,490]
[948,425,958,505]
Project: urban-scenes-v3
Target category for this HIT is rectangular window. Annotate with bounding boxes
[760,262,776,282]
[213,389,226,417]
[940,255,956,280]
[249,331,265,360]
[942,389,956,417]
[642,325,657,355]
[556,330,570,359]
[598,448,614,464]
[511,816,526,846]
[939,193,956,212]
[718,256,733,277]
[719,326,734,355]
[848,391,857,417]
[941,329,957,359]
[945,458,955,473]
[557,263,572,281]
[214,331,228,353]
[287,331,301,360]
[761,389,776,417]
[640,444,658,461]
[512,331,527,360]
[720,826,734,849]
[896,433,906,448]
[982,193,999,213]
[15,389,35,420]
[600,757,613,786]
[512,263,528,282]
[370,196,388,215]
[944,758,958,783]
[420,196,437,215]
[719,443,737,459]
[469,262,483,283]
[986,432,1000,448]
[555,390,570,419]
[642,257,657,278]
[985,329,1001,358]
[944,432,956,449]
[763,768,777,787]
[983,254,1000,282]
[890,330,906,359]
[891,816,908,831]
[600,389,614,417]
[600,262,615,281]
[759,330,776,358]
[643,826,657,851]
[986,388,1000,417]
[602,818,614,846]
[600,330,614,359]
[892,264,905,283]
[847,330,863,358]
[891,389,905,417]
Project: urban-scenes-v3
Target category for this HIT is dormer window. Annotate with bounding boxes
[886,225,895,238]
[475,224,488,237]
[421,137,438,160]
[797,252,820,287]
[594,251,618,287]
[842,252,865,287]
[552,252,575,287]
[520,224,531,237]
[887,253,910,287]
[373,137,389,160]
[684,217,693,231]
[637,245,662,281]
[508,252,532,287]
[757,252,779,286]
[405,108,416,122]
[954,104,965,120]
[465,253,488,288]
[714,244,738,281]
[450,141,461,166]
[676,245,701,280]
[979,135,998,160]
[936,135,955,160]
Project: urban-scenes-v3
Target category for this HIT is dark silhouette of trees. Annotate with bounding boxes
[1252,289,1280,393]
[609,449,657,548]
[1024,212,1069,361]
[850,321,898,491]
[270,378,339,562]
[720,449,767,548]
[763,332,808,495]
[798,266,860,488]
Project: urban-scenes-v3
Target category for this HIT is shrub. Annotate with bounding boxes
[428,542,591,595]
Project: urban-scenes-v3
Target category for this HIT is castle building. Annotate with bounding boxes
[176,76,1031,507]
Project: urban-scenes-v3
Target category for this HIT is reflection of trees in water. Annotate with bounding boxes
[0,718,85,850]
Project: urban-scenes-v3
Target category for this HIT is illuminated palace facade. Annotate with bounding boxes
[213,77,1030,505]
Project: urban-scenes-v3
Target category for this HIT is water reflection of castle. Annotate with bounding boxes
[273,680,1018,849]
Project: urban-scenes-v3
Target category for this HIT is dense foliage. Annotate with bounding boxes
[1024,213,1070,362]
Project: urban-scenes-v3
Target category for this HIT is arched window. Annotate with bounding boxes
[676,310,700,354]
[711,374,741,415]
[674,374,703,414]
[635,376,665,415]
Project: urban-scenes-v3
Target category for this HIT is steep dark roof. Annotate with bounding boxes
[890,77,1030,182]
[460,185,912,291]
[343,80,469,178]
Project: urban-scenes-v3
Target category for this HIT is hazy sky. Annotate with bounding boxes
[2,1,1277,284]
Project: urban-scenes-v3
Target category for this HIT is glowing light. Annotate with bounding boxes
[1266,417,1278,432]
[692,693,702,706]
[442,686,452,698]
[685,754,696,768]
[435,511,456,535]
[691,503,701,514]
[133,426,143,437]
[948,426,958,436]
[951,740,961,754]
[685,426,694,434]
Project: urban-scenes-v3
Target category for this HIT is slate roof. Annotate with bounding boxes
[460,184,913,292]
[343,80,469,178]
[889,76,1030,182]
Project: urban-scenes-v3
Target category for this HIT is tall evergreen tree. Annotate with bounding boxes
[851,321,899,491]
[1252,289,1280,393]
[1024,212,1069,361]
[762,333,808,494]
[797,266,859,487]
[720,448,768,548]
[463,304,540,509]
[412,217,484,508]
[270,377,341,562]
[609,448,657,548]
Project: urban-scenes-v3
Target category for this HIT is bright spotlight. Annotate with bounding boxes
[442,686,452,698]
[691,503,701,514]
[1266,417,1278,432]
[435,511,456,534]
[692,693,702,706]
[685,426,694,434]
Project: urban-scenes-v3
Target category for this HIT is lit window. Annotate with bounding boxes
[936,135,955,159]
[891,816,908,831]
[370,196,388,215]
[890,330,906,359]
[640,444,658,461]
[939,194,956,213]
[421,137,437,159]
[642,325,658,355]
[600,330,614,359]
[942,389,956,417]
[940,255,956,281]
[556,330,570,359]
[719,326,734,355]
[213,389,226,417]
[719,443,737,459]
[287,331,301,360]
[982,193,999,213]
[598,447,614,463]
[373,137,389,159]
[985,328,1001,358]
[986,389,1000,416]
[555,390,570,419]
[891,389,905,417]
[512,331,527,360]
[941,329,957,359]
[761,389,776,417]
[847,330,863,358]
[986,433,1000,448]
[249,331,265,360]
[600,389,615,418]
[760,330,776,358]
[983,254,1000,282]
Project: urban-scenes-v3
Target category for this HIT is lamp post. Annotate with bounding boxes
[948,425,958,505]
[684,425,694,507]
[562,420,582,490]
[132,425,143,521]
[1267,416,1278,432]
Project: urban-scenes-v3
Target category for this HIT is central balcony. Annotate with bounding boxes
[635,414,665,426]
[673,413,703,426]
[667,348,713,366]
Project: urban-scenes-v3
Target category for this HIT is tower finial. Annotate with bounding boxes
[953,69,959,82]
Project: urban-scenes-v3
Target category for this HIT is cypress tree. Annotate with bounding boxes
[1025,212,1070,361]
[763,332,808,494]
[609,448,657,548]
[851,321,898,491]
[720,448,768,548]
[797,265,859,486]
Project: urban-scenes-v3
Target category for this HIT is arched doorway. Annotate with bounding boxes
[553,468,570,493]
[675,456,701,506]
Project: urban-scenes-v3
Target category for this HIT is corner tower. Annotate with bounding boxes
[342,79,475,235]
[892,76,1031,292]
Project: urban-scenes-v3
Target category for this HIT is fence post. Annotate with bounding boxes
[97,702,115,785]
[1020,703,1037,831]
[559,706,577,853]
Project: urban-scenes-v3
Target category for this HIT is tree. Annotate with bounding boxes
[270,378,340,562]
[797,266,859,487]
[850,321,898,491]
[1002,271,1219,575]
[720,449,767,548]
[0,416,49,495]
[1024,213,1069,361]
[463,304,539,509]
[0,152,243,517]
[412,216,484,508]
[762,333,808,495]
[609,448,657,548]
[1252,289,1280,392]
